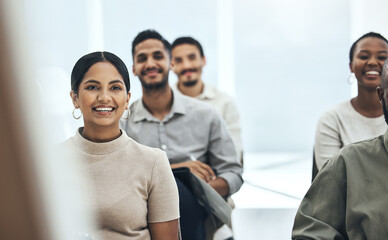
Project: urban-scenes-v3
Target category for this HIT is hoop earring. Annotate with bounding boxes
[347,73,356,84]
[72,108,82,120]
[121,108,130,120]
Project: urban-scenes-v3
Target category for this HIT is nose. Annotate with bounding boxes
[145,57,157,69]
[368,56,378,66]
[97,88,110,102]
[182,59,191,69]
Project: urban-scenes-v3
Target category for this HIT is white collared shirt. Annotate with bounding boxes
[172,82,243,162]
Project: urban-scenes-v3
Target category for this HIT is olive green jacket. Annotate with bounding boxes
[292,129,388,240]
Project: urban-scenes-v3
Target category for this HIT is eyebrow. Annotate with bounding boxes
[136,53,146,59]
[153,50,164,55]
[109,80,124,85]
[83,79,124,85]
[359,50,388,53]
[136,50,164,57]
[84,79,99,85]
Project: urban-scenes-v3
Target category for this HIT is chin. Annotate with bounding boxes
[95,119,118,126]
[359,83,380,91]
[145,78,162,84]
[182,79,198,87]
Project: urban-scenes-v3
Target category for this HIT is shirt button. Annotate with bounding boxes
[161,144,167,150]
[160,122,164,126]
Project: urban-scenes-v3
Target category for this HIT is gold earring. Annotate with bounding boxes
[72,108,82,120]
[347,73,356,84]
[121,107,130,120]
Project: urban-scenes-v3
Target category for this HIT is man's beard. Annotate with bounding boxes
[139,72,169,91]
[180,68,199,87]
[182,79,198,87]
[382,98,388,125]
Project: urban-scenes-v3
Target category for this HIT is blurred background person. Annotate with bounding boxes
[314,32,388,172]
[171,36,243,165]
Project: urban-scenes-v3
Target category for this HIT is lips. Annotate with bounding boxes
[365,70,380,76]
[93,107,115,116]
[94,107,114,112]
[181,69,197,75]
[142,68,162,77]
[364,70,381,80]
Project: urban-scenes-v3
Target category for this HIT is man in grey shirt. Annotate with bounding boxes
[120,29,243,240]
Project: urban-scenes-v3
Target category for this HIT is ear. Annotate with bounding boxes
[171,61,177,73]
[126,91,131,108]
[70,90,79,108]
[349,62,354,73]
[377,87,384,103]
[132,65,138,76]
[202,55,207,67]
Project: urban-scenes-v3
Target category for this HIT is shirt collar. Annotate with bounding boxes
[132,89,186,123]
[197,83,216,100]
[170,89,187,115]
[384,128,388,149]
[132,99,153,123]
[173,82,216,100]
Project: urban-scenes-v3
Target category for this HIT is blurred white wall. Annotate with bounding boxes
[348,0,388,97]
[23,0,388,153]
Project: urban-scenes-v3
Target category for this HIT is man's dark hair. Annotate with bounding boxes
[131,29,171,58]
[172,37,204,57]
[349,32,388,62]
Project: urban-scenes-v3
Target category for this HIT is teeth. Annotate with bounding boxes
[366,71,379,75]
[95,108,113,112]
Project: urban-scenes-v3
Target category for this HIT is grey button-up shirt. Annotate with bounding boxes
[120,90,243,195]
[172,83,243,163]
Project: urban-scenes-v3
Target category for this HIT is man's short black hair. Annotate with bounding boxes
[172,36,204,57]
[132,29,171,58]
[349,32,388,63]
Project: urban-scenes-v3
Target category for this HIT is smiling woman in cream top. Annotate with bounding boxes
[61,51,179,240]
[314,32,388,171]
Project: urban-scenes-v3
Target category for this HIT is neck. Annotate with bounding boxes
[142,85,173,120]
[178,79,204,98]
[81,125,121,143]
[352,87,383,117]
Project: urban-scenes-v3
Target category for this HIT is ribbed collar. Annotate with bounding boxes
[72,127,130,155]
[346,100,384,121]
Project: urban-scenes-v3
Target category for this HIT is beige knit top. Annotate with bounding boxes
[61,128,180,240]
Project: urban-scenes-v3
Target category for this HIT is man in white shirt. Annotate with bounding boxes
[171,37,243,164]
